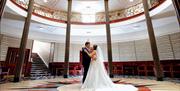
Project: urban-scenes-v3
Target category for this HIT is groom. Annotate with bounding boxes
[82,42,91,83]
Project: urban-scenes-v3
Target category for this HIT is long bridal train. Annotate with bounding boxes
[57,83,138,91]
[57,46,137,91]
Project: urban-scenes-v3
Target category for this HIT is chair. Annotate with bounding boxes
[0,67,10,81]
[137,65,147,76]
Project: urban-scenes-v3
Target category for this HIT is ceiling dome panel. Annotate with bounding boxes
[34,0,142,13]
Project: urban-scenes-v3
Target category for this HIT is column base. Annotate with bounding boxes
[63,74,69,78]
[157,77,163,81]
[13,77,20,82]
[109,74,114,78]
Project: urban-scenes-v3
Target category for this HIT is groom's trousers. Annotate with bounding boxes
[82,64,90,83]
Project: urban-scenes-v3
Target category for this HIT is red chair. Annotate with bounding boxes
[0,67,10,81]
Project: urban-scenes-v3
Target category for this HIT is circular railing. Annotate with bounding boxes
[11,0,165,25]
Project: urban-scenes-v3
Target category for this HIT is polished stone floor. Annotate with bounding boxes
[0,77,180,91]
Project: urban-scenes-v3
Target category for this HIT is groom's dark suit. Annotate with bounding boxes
[82,47,91,83]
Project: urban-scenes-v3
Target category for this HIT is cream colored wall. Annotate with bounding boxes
[1,32,179,63]
[32,40,51,67]
[0,34,33,61]
[135,39,153,61]
[170,33,180,59]
[53,32,180,62]
[53,43,83,62]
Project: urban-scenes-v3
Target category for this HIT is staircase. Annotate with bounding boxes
[30,53,51,80]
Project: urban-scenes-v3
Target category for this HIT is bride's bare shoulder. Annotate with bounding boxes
[93,50,97,54]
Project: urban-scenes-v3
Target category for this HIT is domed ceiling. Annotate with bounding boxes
[1,0,179,44]
[34,0,142,13]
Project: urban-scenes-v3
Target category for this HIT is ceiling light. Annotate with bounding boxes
[39,27,43,30]
[132,25,140,29]
[86,6,91,9]
[133,27,139,30]
[44,0,48,3]
[129,0,134,2]
[86,32,91,34]
[133,24,140,28]
[81,14,95,23]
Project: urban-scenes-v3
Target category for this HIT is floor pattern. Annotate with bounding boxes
[0,77,179,91]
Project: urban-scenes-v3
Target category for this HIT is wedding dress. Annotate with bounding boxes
[57,46,138,91]
[81,46,138,91]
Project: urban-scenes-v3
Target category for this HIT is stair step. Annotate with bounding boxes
[31,67,47,69]
[32,67,48,69]
[32,62,44,64]
[31,73,47,75]
[31,66,47,68]
[31,68,48,70]
[30,74,51,76]
[31,71,48,73]
[32,64,46,66]
[33,60,44,63]
[31,69,47,71]
[31,69,48,71]
[31,53,51,80]
[31,70,48,72]
[31,72,48,74]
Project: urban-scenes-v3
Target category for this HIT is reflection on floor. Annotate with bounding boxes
[0,77,180,91]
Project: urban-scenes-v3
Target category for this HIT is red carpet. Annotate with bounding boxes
[138,87,151,91]
[45,79,152,91]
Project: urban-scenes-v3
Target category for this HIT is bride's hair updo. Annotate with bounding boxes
[93,45,98,50]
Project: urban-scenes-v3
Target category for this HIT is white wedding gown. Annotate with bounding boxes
[57,47,138,91]
[81,47,138,91]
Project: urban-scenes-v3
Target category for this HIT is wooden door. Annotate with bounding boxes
[5,47,31,76]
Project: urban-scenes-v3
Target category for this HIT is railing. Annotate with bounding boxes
[11,0,165,24]
[49,60,180,78]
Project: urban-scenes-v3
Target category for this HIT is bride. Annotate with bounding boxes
[81,45,138,91]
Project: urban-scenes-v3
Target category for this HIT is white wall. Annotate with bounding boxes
[54,43,65,62]
[53,43,83,62]
[170,33,180,59]
[32,40,51,67]
[0,34,33,61]
[53,32,180,62]
[1,32,179,63]
[135,39,153,61]
[156,35,174,60]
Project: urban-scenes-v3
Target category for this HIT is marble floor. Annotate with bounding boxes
[0,77,180,91]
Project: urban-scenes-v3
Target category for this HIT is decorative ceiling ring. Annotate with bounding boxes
[7,0,170,26]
